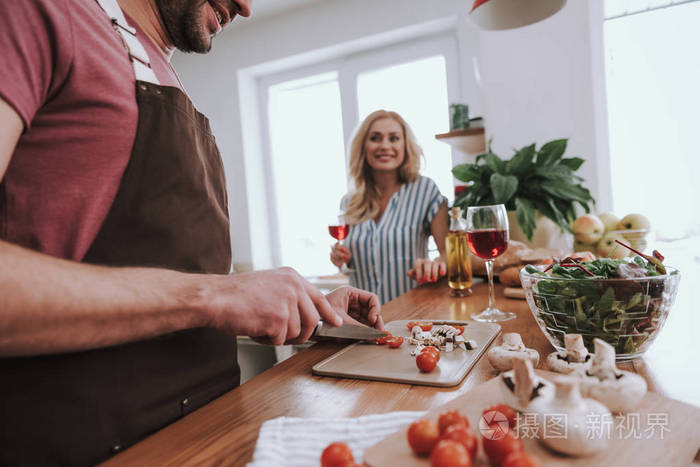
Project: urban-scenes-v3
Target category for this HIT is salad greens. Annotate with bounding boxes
[523,256,679,356]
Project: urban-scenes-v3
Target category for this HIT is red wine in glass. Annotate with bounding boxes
[467,229,508,260]
[328,224,349,241]
[465,204,514,322]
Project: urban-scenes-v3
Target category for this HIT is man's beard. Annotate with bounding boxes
[154,0,212,54]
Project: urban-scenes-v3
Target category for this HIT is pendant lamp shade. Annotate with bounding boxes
[470,0,567,30]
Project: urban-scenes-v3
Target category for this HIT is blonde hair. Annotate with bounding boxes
[345,110,422,224]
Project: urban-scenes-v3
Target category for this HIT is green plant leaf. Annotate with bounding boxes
[536,139,568,166]
[515,197,537,241]
[534,165,573,181]
[506,144,535,175]
[540,181,593,204]
[490,173,518,204]
[559,157,585,171]
[484,153,506,174]
[452,164,481,182]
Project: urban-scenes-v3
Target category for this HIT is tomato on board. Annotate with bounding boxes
[440,424,478,460]
[502,451,543,467]
[421,346,441,362]
[320,442,354,467]
[375,332,393,345]
[429,439,471,467]
[406,321,433,332]
[481,428,523,467]
[416,352,438,373]
[407,419,440,457]
[437,409,469,433]
[452,325,465,335]
[386,336,404,348]
[483,404,518,429]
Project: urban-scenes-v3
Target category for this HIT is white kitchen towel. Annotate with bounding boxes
[247,411,425,467]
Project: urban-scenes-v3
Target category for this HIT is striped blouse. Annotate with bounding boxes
[340,176,446,305]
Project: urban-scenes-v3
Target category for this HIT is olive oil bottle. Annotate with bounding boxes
[446,207,472,296]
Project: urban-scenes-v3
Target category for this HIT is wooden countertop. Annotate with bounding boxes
[105,279,700,466]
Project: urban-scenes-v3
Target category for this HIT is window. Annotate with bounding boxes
[604,1,700,240]
[261,35,459,276]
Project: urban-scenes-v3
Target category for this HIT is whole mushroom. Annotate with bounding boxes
[499,354,553,412]
[546,334,593,375]
[580,338,647,413]
[529,375,612,456]
[487,333,539,371]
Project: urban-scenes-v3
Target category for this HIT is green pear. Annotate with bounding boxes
[616,213,650,231]
[597,212,620,233]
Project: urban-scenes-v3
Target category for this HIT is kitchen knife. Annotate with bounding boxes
[311,321,388,341]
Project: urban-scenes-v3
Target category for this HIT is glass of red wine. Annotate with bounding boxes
[465,204,515,322]
[328,213,353,274]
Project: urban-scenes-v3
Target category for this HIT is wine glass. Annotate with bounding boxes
[328,213,353,274]
[465,204,515,322]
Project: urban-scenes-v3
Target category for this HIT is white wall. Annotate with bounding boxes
[173,0,611,270]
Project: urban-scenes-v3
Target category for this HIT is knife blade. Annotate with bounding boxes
[311,321,388,341]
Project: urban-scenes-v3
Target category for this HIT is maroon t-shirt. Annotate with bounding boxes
[0,0,181,260]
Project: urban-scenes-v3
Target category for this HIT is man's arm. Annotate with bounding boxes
[0,98,345,357]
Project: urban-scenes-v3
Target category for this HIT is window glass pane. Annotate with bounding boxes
[357,56,453,205]
[268,72,346,276]
[604,2,700,239]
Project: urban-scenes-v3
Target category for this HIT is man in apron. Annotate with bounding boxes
[0,1,383,465]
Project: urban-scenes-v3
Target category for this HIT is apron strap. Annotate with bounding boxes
[94,0,160,85]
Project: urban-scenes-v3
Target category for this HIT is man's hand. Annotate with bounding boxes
[325,286,384,331]
[201,267,344,346]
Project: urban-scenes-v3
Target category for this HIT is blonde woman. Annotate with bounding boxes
[330,110,448,304]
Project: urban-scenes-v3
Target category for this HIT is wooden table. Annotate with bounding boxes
[105,280,700,466]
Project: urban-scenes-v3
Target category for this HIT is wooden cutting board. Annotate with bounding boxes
[364,370,700,466]
[312,320,501,387]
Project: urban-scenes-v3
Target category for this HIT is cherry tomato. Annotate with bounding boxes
[375,332,392,345]
[437,409,469,433]
[421,346,441,362]
[483,404,518,429]
[320,442,354,467]
[452,325,465,335]
[407,419,440,457]
[416,352,438,373]
[440,424,478,460]
[429,439,471,467]
[502,451,543,467]
[481,428,523,467]
[406,321,433,332]
[386,336,404,348]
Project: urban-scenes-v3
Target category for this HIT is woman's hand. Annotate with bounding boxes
[330,242,352,268]
[407,258,447,284]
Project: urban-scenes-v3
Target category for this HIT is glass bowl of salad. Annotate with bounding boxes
[519,254,680,360]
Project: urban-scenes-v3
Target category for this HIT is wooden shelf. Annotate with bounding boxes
[435,127,486,154]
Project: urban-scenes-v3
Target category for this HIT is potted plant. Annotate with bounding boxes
[452,138,595,249]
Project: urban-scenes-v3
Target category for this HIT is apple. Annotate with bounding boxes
[616,213,650,231]
[597,212,620,233]
[596,232,629,259]
[572,214,605,244]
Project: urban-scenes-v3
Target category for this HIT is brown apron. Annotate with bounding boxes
[0,81,240,466]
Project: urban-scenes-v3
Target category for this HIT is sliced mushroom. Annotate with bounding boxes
[580,338,647,413]
[499,355,553,412]
[529,375,612,456]
[487,332,539,371]
[546,334,593,375]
